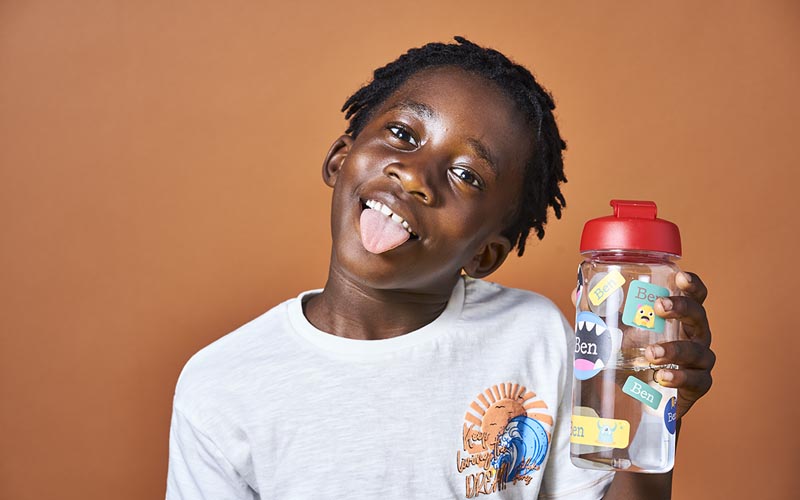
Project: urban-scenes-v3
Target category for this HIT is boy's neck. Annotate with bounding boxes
[303,268,460,341]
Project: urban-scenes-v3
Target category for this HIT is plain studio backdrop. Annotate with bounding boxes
[1,1,797,499]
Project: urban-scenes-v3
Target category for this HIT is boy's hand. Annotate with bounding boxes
[570,271,715,420]
[645,271,715,419]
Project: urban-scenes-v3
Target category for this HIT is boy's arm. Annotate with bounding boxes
[603,271,714,499]
[166,406,257,500]
[602,467,674,499]
[601,421,679,499]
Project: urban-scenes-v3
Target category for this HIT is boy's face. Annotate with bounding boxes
[323,66,533,294]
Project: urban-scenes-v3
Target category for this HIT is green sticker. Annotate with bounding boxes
[622,375,663,410]
[622,280,670,333]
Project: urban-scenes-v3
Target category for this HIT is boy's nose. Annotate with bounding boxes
[383,162,436,205]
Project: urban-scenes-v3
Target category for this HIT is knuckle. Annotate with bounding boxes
[672,369,687,386]
[688,343,705,364]
[672,296,689,315]
[698,304,709,322]
[707,349,717,369]
[670,341,686,360]
[686,272,708,302]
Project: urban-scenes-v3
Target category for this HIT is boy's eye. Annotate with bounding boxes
[450,166,484,189]
[388,124,418,147]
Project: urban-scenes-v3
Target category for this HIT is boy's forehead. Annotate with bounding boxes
[379,66,511,112]
[374,67,530,136]
[368,66,533,172]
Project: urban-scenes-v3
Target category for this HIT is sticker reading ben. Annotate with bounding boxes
[622,280,670,333]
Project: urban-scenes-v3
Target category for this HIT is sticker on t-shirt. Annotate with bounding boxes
[457,383,552,498]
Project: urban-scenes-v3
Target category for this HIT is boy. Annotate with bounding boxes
[166,37,714,499]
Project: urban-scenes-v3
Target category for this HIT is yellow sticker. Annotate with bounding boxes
[589,271,626,306]
[570,414,630,449]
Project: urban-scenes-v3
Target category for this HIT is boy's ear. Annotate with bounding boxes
[322,135,353,187]
[463,235,512,279]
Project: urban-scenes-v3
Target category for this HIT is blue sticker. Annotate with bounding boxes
[664,396,677,434]
[574,312,612,380]
[622,280,670,333]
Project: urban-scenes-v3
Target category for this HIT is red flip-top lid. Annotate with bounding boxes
[580,200,682,256]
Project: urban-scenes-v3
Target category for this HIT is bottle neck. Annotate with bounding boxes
[581,249,679,264]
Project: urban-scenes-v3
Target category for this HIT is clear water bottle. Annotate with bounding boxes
[570,200,681,473]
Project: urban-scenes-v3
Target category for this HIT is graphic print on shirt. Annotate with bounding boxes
[457,382,552,498]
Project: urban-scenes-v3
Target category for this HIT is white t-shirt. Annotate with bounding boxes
[167,277,614,499]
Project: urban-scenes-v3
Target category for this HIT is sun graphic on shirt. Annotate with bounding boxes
[463,383,553,452]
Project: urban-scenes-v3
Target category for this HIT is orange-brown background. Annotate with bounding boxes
[1,1,797,499]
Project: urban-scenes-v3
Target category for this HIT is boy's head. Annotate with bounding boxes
[341,36,567,257]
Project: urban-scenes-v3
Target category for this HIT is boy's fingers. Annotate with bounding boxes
[655,296,711,347]
[646,340,716,370]
[676,271,708,304]
[654,296,706,326]
[570,287,578,307]
[654,367,713,396]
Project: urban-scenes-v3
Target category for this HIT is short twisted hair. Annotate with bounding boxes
[341,36,567,256]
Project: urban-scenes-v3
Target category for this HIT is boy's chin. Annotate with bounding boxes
[331,241,461,293]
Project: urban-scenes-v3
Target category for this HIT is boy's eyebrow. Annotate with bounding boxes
[465,137,497,176]
[386,99,437,120]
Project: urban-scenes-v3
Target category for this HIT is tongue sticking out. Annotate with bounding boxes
[360,208,411,254]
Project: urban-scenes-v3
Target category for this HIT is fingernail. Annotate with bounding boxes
[659,298,673,312]
[680,272,693,283]
[647,345,665,359]
[656,370,674,384]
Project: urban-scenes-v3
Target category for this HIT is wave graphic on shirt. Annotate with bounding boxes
[491,416,549,482]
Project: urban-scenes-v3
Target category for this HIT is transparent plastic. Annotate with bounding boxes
[570,250,680,473]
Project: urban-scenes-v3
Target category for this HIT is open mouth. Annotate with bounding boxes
[362,199,418,239]
[358,198,419,254]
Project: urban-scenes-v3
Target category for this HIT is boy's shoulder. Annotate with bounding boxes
[462,276,567,323]
[172,296,297,413]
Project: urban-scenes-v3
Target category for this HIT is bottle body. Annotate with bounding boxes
[570,251,680,473]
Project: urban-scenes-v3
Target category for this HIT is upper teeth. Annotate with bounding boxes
[365,199,415,235]
[577,321,607,336]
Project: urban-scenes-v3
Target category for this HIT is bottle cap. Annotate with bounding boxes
[580,200,682,256]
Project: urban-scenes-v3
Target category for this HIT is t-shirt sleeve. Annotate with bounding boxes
[537,318,615,499]
[166,406,257,500]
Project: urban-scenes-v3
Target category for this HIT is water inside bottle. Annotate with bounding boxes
[571,260,680,473]
[571,348,677,473]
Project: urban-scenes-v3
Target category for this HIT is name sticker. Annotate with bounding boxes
[574,312,612,381]
[622,280,670,333]
[570,414,630,449]
[622,375,663,410]
[589,270,626,306]
[664,396,678,434]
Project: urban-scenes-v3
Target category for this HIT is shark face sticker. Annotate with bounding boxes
[574,312,612,380]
